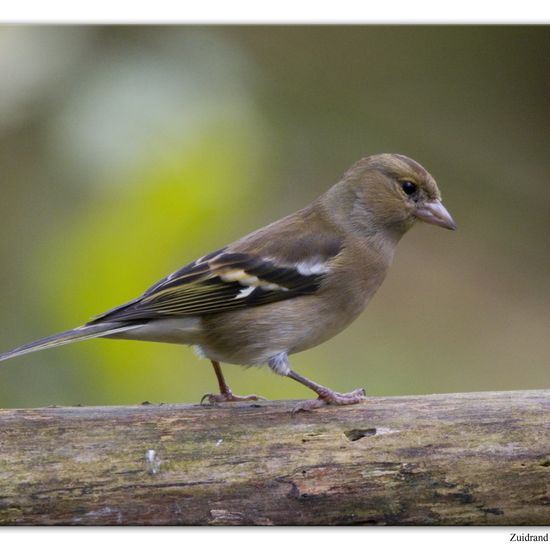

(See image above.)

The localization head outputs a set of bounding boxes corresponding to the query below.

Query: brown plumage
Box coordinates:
[0,153,456,410]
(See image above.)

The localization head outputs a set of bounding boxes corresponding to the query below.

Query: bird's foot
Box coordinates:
[293,387,366,413]
[200,389,266,405]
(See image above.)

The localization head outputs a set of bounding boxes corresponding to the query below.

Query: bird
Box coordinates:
[0,153,456,410]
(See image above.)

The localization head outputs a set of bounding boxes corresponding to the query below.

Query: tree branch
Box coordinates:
[0,390,548,525]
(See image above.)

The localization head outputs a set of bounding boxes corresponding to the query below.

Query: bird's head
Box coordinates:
[324,153,456,239]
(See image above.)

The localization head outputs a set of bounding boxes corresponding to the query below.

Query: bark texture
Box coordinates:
[0,390,548,525]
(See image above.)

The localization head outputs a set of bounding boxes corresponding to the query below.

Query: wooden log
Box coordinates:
[0,390,548,525]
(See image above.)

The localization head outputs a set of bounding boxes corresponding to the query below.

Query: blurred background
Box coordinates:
[0,26,549,407]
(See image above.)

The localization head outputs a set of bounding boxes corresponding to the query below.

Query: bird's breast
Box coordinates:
[198,257,389,365]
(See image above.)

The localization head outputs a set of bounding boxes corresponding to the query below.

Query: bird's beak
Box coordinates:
[414,200,457,230]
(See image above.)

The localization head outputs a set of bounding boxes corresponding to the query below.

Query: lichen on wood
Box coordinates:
[0,390,548,525]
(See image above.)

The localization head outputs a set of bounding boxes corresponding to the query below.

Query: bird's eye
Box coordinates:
[401,181,417,196]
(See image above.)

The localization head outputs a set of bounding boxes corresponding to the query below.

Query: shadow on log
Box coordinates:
[0,390,548,525]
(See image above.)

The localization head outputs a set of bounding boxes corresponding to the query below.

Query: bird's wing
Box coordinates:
[88,233,343,324]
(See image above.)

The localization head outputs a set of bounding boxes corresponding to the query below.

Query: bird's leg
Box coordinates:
[268,353,366,412]
[200,360,265,404]
[287,369,366,412]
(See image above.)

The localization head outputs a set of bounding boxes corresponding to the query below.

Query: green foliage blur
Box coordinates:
[0,26,549,407]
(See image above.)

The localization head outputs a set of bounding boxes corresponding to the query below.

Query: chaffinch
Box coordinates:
[0,153,456,410]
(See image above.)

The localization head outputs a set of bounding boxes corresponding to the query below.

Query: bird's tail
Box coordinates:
[0,323,134,363]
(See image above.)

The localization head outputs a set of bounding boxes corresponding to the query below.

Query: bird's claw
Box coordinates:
[200,391,266,405]
[292,387,366,413]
